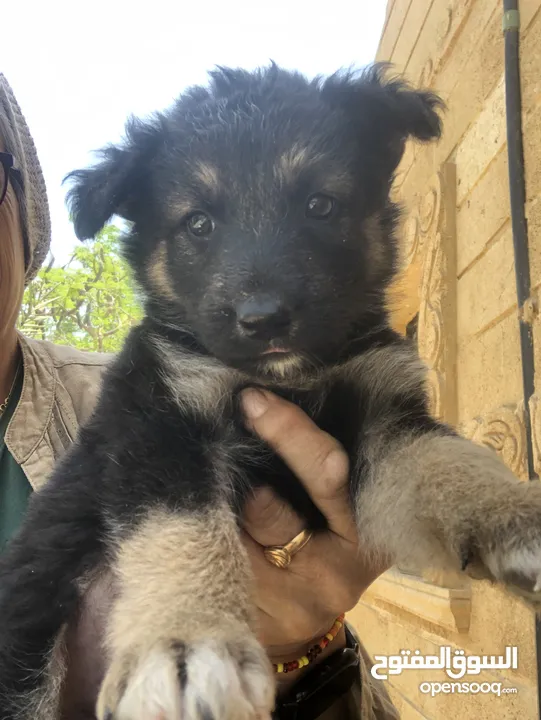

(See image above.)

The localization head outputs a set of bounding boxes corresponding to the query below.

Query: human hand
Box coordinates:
[240,388,389,688]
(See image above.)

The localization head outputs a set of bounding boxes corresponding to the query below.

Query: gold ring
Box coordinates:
[263,529,313,569]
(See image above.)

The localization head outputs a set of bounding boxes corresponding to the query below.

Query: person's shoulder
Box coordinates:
[20,334,114,399]
[28,337,114,370]
[19,335,115,431]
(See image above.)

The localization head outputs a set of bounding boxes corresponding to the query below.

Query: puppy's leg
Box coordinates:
[346,343,541,604]
[97,505,274,720]
[360,431,541,598]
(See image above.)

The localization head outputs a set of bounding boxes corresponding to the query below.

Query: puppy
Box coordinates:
[1,64,541,720]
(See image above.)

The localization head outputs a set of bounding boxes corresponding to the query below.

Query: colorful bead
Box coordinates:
[273,614,345,674]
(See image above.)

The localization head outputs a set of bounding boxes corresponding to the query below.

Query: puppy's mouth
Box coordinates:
[220,331,317,376]
[261,343,292,356]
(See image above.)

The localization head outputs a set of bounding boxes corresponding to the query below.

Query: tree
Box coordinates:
[19,225,142,353]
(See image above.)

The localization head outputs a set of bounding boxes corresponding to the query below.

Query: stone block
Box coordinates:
[456,147,509,276]
[457,223,516,339]
[377,0,412,64]
[455,74,506,205]
[456,311,523,423]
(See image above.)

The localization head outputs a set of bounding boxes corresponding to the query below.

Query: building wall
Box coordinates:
[347,1,541,717]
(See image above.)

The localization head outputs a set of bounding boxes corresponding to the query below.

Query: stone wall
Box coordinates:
[347,1,541,717]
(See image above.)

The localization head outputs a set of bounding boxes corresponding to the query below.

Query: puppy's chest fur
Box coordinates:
[88,325,425,532]
[154,337,358,528]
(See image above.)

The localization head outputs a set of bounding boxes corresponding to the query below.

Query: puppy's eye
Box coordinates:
[305,194,335,219]
[186,212,215,237]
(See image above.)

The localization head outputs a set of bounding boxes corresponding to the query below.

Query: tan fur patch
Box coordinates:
[339,343,428,408]
[151,335,240,418]
[275,143,352,196]
[258,352,316,386]
[275,144,311,185]
[194,161,221,195]
[97,506,274,719]
[146,241,178,303]
[106,506,253,655]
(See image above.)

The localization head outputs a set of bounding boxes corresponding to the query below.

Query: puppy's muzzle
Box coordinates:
[236,294,291,341]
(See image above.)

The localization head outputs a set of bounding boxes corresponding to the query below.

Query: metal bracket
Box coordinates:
[519,295,539,324]
[503,9,520,32]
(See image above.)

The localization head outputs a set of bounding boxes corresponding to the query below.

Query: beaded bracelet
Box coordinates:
[273,613,345,674]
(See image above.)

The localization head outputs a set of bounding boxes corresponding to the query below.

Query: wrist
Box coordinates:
[270,624,347,693]
[273,624,361,720]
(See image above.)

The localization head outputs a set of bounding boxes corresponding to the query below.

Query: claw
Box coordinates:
[460,546,472,571]
[197,700,216,720]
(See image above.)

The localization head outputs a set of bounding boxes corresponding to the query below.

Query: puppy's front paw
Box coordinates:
[483,542,541,602]
[97,631,274,720]
[471,482,541,606]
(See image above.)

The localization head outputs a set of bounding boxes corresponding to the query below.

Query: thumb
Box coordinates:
[240,389,356,540]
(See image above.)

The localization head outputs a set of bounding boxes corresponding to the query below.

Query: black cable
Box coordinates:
[502,1,541,716]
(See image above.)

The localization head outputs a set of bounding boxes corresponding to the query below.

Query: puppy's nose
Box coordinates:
[236,295,291,338]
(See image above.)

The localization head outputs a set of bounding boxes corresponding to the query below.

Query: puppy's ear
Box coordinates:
[322,63,444,178]
[65,115,164,240]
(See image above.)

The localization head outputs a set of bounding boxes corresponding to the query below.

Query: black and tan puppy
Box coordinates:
[1,64,541,720]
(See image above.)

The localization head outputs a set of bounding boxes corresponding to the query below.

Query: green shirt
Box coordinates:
[0,368,32,549]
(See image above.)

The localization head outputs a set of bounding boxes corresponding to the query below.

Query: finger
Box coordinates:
[241,389,356,539]
[243,486,305,546]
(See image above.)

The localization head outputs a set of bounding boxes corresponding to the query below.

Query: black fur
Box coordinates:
[0,63,446,717]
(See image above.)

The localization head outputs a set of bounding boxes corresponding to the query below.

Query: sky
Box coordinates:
[4,0,387,265]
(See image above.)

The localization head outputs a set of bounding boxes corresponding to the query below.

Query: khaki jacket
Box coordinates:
[7,333,399,720]
[6,333,112,490]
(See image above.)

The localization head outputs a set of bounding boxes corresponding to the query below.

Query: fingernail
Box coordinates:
[241,389,269,419]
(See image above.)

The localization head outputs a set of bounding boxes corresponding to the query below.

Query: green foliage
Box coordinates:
[19,225,142,353]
